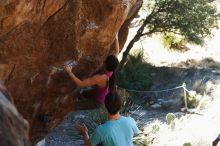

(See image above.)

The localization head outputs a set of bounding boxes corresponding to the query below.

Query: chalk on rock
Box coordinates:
[63,60,78,68]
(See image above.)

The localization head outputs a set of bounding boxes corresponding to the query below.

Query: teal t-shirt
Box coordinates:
[90,116,139,146]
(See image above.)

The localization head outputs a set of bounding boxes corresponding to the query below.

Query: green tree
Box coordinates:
[118,0,219,70]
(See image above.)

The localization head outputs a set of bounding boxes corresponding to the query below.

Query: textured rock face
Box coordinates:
[0,0,142,143]
[0,85,29,146]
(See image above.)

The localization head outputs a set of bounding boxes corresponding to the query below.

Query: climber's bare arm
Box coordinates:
[64,66,104,87]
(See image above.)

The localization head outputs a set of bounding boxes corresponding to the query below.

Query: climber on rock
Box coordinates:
[64,54,119,109]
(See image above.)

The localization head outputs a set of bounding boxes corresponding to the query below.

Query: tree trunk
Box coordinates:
[117,15,153,71]
[117,33,142,70]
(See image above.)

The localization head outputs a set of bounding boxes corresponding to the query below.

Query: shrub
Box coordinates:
[183,142,192,146]
[162,33,189,52]
[133,122,161,146]
[117,50,153,90]
[187,90,200,108]
[166,113,176,125]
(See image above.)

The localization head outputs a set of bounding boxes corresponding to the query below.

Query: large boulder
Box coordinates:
[0,85,29,146]
[0,0,143,143]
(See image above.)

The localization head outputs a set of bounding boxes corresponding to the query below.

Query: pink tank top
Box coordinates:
[96,71,113,104]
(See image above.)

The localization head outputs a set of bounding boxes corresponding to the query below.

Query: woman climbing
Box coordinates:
[64,55,119,109]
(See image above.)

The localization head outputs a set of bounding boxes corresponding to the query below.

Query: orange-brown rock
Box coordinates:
[0,0,142,144]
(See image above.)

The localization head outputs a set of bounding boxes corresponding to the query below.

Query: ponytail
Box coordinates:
[105,55,119,93]
[109,72,116,93]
